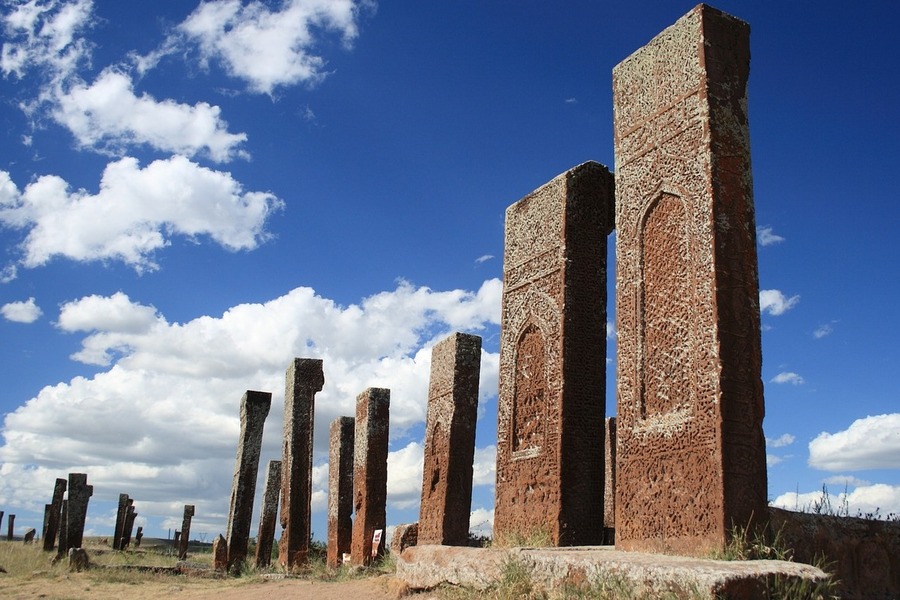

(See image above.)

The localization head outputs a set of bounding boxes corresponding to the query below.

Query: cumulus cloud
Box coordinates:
[0,157,283,272]
[1,297,42,323]
[770,372,804,385]
[54,69,248,161]
[759,289,800,316]
[771,483,900,518]
[757,225,785,246]
[0,279,501,532]
[0,0,93,83]
[808,414,900,471]
[469,507,494,537]
[823,475,870,488]
[176,0,368,95]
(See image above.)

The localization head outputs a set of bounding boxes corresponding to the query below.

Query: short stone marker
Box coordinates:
[23,527,36,543]
[135,526,143,547]
[212,534,228,571]
[418,332,482,546]
[494,161,615,546]
[326,416,354,569]
[350,388,390,566]
[279,358,324,569]
[68,547,90,572]
[391,522,419,555]
[226,390,272,572]
[255,460,281,568]
[612,4,768,556]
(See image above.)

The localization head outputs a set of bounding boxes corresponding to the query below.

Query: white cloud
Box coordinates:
[0,157,283,272]
[0,0,93,82]
[766,433,795,448]
[770,372,804,385]
[808,414,900,471]
[813,322,836,339]
[771,483,900,518]
[823,475,870,488]
[475,254,493,264]
[53,69,248,162]
[1,297,42,323]
[759,289,799,316]
[469,507,494,536]
[472,444,496,487]
[0,279,502,533]
[766,454,783,467]
[177,0,367,95]
[757,225,785,246]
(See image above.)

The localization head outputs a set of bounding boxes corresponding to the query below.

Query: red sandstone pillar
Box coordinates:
[493,161,615,546]
[279,358,324,569]
[350,388,390,566]
[327,416,355,568]
[418,332,482,546]
[612,4,768,556]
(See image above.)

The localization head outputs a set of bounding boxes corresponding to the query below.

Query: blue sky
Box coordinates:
[1,0,898,544]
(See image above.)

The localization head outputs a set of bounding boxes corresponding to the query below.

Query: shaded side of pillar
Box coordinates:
[65,473,93,550]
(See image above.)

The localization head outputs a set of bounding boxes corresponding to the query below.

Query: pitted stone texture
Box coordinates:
[326,416,355,569]
[418,332,482,546]
[256,460,282,568]
[43,478,66,552]
[226,390,272,571]
[178,505,195,559]
[396,545,829,598]
[350,388,390,566]
[391,522,419,555]
[65,473,93,551]
[770,507,900,600]
[212,534,228,571]
[278,358,324,569]
[612,4,767,556]
[494,161,614,546]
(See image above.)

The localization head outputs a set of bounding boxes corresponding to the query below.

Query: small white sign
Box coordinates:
[371,528,383,558]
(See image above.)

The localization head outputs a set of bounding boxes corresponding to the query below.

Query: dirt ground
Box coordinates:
[0,572,438,600]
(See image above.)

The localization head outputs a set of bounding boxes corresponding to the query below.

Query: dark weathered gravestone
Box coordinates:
[43,477,68,552]
[350,388,390,566]
[113,493,131,550]
[326,416,354,569]
[255,460,281,568]
[390,522,419,555]
[65,473,93,551]
[279,358,324,569]
[494,161,614,546]
[23,528,36,543]
[6,513,13,540]
[603,417,617,545]
[612,4,767,556]
[418,332,482,546]
[122,504,137,549]
[135,526,143,548]
[178,505,195,559]
[226,390,272,572]
[57,500,68,557]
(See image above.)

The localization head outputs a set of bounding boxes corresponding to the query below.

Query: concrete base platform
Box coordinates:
[396,545,829,599]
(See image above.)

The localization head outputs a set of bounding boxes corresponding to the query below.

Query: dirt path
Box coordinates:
[0,572,431,600]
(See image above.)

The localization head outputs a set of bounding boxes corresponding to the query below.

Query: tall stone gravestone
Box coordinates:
[255,460,281,568]
[226,390,271,571]
[66,473,93,550]
[612,4,767,556]
[494,161,615,546]
[326,416,355,568]
[178,504,195,559]
[418,332,482,546]
[350,388,390,566]
[42,478,67,552]
[279,358,324,569]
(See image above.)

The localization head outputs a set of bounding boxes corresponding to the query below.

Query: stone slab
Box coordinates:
[395,545,829,599]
